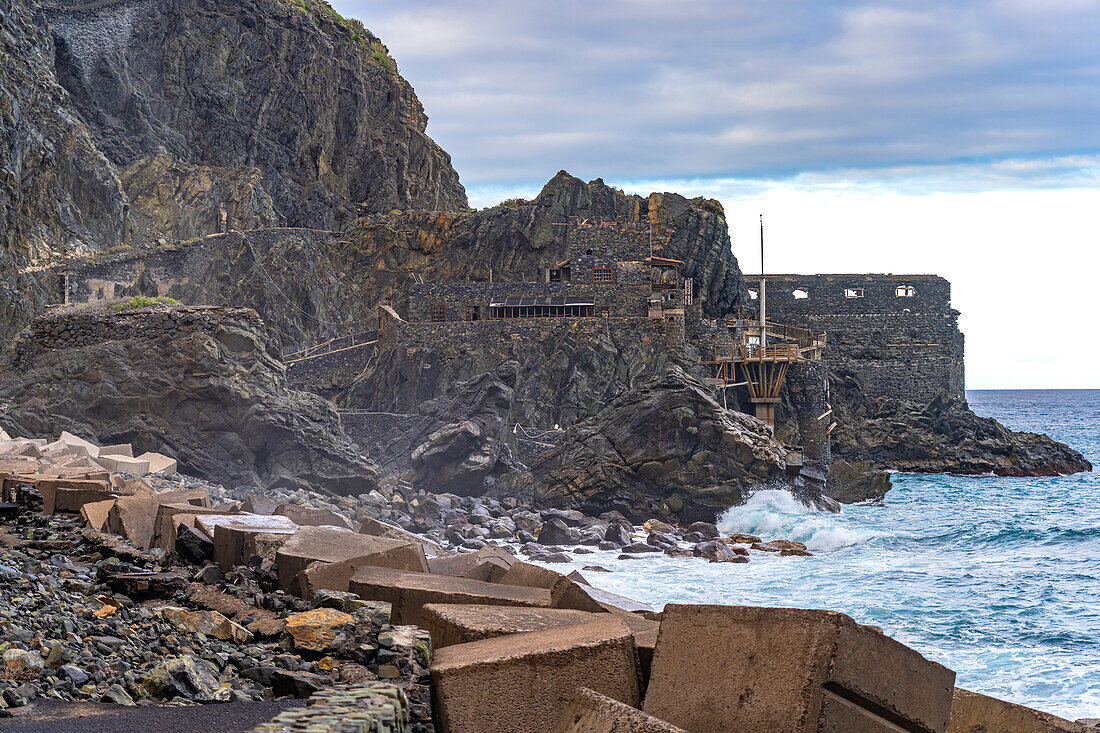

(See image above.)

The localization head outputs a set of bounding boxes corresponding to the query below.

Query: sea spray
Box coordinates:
[717,489,881,551]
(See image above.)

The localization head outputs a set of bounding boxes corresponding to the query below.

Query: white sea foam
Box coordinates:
[717,489,879,551]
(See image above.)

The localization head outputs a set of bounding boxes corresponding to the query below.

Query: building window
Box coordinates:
[593,267,613,284]
[793,288,809,299]
[465,305,479,321]
[844,288,864,298]
[896,285,916,297]
[748,289,758,300]
[429,303,445,322]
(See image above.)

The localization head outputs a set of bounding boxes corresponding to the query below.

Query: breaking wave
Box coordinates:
[716,489,881,552]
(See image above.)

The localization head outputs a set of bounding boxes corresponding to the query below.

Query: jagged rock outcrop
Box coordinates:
[407,361,520,495]
[830,381,1092,477]
[0,305,379,494]
[44,0,466,228]
[825,460,892,504]
[511,366,792,524]
[0,0,128,343]
[120,155,283,243]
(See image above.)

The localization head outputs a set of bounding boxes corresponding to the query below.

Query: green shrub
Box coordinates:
[108,295,180,312]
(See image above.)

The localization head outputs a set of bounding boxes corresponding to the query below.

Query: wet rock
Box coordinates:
[537,518,578,546]
[138,657,228,702]
[825,460,893,504]
[621,542,662,554]
[692,541,748,563]
[647,532,678,551]
[687,522,719,539]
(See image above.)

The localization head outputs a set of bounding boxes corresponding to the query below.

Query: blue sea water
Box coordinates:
[552,389,1100,720]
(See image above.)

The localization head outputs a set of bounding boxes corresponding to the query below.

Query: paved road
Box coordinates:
[0,700,306,733]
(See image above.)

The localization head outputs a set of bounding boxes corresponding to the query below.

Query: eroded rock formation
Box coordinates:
[512,366,793,523]
[44,0,466,228]
[0,305,379,494]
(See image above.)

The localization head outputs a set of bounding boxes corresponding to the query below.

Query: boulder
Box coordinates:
[643,605,956,733]
[691,540,747,563]
[431,617,640,733]
[160,606,252,643]
[556,687,687,733]
[538,518,579,546]
[138,656,228,702]
[825,460,892,504]
[947,688,1088,733]
[275,526,425,592]
[350,566,552,627]
[284,608,354,653]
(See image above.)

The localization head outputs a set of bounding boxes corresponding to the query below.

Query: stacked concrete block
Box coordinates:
[421,603,598,649]
[275,526,426,592]
[431,617,640,733]
[555,688,687,733]
[350,567,553,626]
[642,605,956,733]
[202,514,300,569]
[947,689,1089,733]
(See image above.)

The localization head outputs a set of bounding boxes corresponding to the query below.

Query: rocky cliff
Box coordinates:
[43,0,467,229]
[0,0,128,342]
[0,304,379,494]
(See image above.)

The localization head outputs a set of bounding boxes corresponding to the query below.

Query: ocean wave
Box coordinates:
[716,489,883,552]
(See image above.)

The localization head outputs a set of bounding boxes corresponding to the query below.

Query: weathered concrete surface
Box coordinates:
[428,546,516,582]
[349,567,552,627]
[420,604,598,649]
[275,526,421,592]
[946,689,1088,733]
[498,560,565,590]
[556,688,687,733]
[274,505,353,530]
[295,545,431,600]
[643,604,956,733]
[205,515,298,569]
[359,517,444,556]
[431,617,640,733]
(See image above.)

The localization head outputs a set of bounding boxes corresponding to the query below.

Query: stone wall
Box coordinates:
[5,304,266,371]
[286,342,377,395]
[761,274,964,403]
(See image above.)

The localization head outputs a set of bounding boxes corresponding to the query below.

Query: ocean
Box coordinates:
[552,389,1100,720]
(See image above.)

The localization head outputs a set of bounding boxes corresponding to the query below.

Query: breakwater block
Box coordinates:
[349,566,552,627]
[499,560,564,589]
[946,688,1088,733]
[295,543,431,599]
[643,604,956,733]
[421,603,597,648]
[431,617,640,733]
[38,479,113,514]
[275,526,425,592]
[429,545,515,582]
[555,687,687,733]
[203,514,298,568]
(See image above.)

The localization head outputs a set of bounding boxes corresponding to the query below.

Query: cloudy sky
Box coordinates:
[336,0,1100,389]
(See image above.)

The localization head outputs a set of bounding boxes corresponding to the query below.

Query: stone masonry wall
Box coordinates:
[761,274,964,403]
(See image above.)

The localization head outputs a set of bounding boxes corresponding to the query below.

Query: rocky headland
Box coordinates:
[1,0,1096,728]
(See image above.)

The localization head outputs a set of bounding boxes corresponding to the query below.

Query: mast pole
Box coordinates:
[759,214,766,350]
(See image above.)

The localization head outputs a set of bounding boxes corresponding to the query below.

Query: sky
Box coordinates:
[334,0,1100,388]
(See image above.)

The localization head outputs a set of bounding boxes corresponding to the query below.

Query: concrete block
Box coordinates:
[360,516,445,556]
[421,603,598,649]
[275,504,353,529]
[499,560,566,589]
[151,503,235,551]
[351,566,553,627]
[556,687,687,733]
[431,617,640,733]
[0,440,41,458]
[93,454,150,475]
[643,605,956,733]
[275,526,420,592]
[429,545,517,582]
[947,688,1088,733]
[239,494,278,515]
[137,452,177,477]
[59,431,100,459]
[552,576,656,617]
[99,444,134,458]
[296,544,431,599]
[37,479,113,514]
[108,488,211,549]
[201,514,299,569]
[0,428,8,440]
[80,499,116,532]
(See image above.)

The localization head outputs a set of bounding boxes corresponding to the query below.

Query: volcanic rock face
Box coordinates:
[44,0,467,229]
[0,305,379,494]
[515,366,791,523]
[831,385,1092,477]
[120,155,284,243]
[0,0,128,342]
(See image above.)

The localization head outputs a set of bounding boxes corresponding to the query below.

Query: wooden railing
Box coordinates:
[284,330,377,363]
